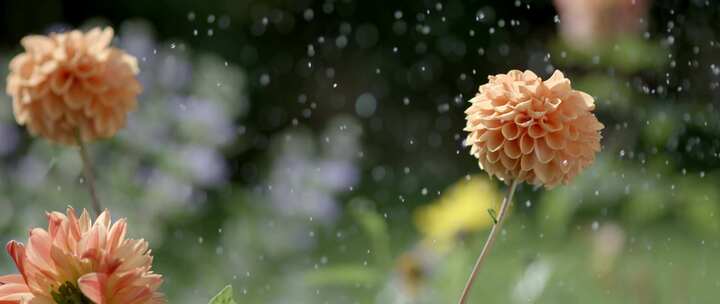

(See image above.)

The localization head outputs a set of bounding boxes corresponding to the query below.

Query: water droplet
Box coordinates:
[259,74,271,86]
[304,9,314,21]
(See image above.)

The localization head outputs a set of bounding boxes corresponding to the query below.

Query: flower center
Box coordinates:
[50,281,93,304]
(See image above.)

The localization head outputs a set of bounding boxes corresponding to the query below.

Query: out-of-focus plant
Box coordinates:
[208,286,237,304]
[554,0,650,50]
[264,115,361,224]
[0,20,248,242]
[302,199,388,287]
[205,116,364,303]
[5,26,143,216]
[510,258,552,304]
[414,175,500,252]
[0,20,249,303]
[0,26,170,303]
[590,222,626,278]
[543,0,720,242]
[376,175,503,303]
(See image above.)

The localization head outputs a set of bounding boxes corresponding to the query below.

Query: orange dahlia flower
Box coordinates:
[464,70,603,189]
[6,27,141,145]
[0,208,165,304]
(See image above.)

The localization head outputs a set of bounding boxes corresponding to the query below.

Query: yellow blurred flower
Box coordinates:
[414,175,502,250]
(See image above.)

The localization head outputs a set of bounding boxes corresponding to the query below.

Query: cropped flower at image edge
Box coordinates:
[0,208,165,304]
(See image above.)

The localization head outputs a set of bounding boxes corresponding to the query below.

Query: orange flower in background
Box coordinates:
[464,70,603,189]
[0,208,165,304]
[554,0,649,48]
[6,27,141,145]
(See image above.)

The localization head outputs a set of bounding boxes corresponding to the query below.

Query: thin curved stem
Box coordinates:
[76,132,102,216]
[457,179,519,304]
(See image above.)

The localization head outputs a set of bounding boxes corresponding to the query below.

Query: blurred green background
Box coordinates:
[1,0,719,303]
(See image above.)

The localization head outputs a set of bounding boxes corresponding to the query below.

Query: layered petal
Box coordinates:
[0,209,165,304]
[465,70,603,188]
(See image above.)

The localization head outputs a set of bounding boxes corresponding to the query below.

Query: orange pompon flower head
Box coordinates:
[6,27,141,145]
[464,70,603,189]
[0,208,165,304]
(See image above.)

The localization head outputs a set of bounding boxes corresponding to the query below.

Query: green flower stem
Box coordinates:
[457,179,519,304]
[76,132,102,216]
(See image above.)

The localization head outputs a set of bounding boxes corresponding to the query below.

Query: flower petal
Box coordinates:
[6,242,28,282]
[501,123,520,140]
[534,138,555,164]
[519,133,534,155]
[78,273,108,304]
[503,139,522,159]
[545,131,566,150]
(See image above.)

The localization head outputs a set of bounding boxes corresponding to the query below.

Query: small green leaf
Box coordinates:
[209,285,236,304]
[487,208,498,224]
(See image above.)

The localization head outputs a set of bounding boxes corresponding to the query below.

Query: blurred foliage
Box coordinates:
[552,36,668,73]
[208,286,237,304]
